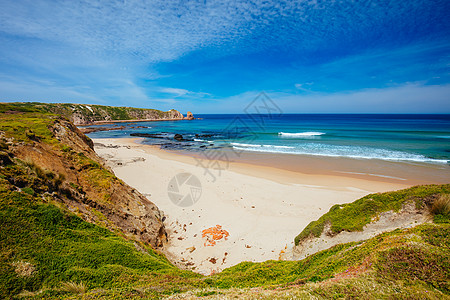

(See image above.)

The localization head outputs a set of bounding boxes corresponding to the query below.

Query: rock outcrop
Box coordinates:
[68,106,185,125]
[168,109,184,120]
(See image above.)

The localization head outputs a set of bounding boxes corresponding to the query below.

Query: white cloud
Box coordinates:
[0,0,328,64]
[294,82,314,92]
[160,88,190,96]
[277,83,450,113]
[159,87,212,99]
[192,83,450,113]
[0,0,319,105]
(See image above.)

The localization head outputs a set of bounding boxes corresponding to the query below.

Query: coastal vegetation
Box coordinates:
[0,102,185,125]
[294,184,450,245]
[0,103,448,299]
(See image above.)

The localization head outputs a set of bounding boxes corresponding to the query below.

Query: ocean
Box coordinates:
[87,114,450,165]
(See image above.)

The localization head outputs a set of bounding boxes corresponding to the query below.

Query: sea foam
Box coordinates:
[232,143,448,164]
[278,132,325,137]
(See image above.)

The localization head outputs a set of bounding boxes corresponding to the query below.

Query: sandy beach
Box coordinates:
[89,137,434,275]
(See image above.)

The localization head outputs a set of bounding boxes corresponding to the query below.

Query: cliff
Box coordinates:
[1,102,193,125]
[0,103,167,247]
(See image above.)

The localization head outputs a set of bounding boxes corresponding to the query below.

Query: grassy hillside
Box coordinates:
[0,103,167,248]
[0,103,195,298]
[0,102,184,125]
[0,180,201,299]
[0,103,448,299]
[207,222,449,298]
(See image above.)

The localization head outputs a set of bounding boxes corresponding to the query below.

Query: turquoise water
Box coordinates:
[87,114,450,164]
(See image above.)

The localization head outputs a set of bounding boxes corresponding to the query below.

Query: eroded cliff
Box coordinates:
[0,104,167,247]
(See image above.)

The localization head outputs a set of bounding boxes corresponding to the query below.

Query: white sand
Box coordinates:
[93,138,409,275]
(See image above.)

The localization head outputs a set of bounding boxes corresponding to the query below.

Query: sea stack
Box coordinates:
[185,111,194,120]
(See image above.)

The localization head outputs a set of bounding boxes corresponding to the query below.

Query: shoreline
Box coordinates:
[90,137,437,275]
[124,138,427,188]
[142,140,450,187]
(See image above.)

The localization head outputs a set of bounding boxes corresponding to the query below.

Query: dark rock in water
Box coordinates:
[134,131,220,152]
[195,134,213,138]
[130,133,165,138]
[131,132,191,142]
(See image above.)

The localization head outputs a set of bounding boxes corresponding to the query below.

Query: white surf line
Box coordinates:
[336,171,407,181]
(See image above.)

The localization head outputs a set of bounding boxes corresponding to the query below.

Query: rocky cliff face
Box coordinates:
[60,105,186,125]
[0,107,167,247]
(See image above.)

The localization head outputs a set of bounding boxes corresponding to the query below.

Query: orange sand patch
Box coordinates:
[202,225,230,246]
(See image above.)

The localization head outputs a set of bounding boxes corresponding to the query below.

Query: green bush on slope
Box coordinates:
[294,184,450,245]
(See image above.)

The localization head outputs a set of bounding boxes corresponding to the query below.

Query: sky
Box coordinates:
[0,0,449,113]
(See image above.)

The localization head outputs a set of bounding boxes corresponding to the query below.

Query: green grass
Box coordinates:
[294,184,450,245]
[0,112,59,145]
[203,223,450,296]
[0,102,41,114]
[0,177,201,299]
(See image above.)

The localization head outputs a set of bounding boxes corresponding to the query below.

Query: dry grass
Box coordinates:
[431,194,450,216]
[16,289,46,298]
[60,281,87,294]
[12,261,35,277]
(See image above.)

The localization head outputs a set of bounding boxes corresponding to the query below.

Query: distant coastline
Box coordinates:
[91,116,196,125]
[0,102,195,125]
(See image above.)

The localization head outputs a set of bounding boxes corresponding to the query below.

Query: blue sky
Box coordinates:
[0,0,449,113]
